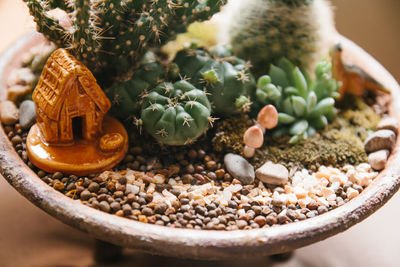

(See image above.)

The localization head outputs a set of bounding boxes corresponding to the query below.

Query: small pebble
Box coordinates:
[377,117,398,133]
[19,100,36,130]
[364,130,396,153]
[255,161,289,185]
[368,149,389,171]
[224,153,255,185]
[99,201,111,213]
[1,101,19,125]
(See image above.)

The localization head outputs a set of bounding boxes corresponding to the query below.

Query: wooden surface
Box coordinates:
[1,0,400,266]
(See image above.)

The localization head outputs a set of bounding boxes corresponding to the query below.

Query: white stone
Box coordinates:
[255,161,289,185]
[368,149,389,171]
[126,184,139,195]
[347,187,359,200]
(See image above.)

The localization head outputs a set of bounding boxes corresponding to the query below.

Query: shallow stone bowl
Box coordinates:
[1,32,399,260]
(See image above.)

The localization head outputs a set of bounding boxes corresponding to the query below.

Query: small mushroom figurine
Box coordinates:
[26,48,128,176]
[243,104,278,158]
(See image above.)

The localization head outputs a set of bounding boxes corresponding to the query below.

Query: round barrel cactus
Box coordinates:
[255,58,340,143]
[174,45,256,117]
[141,80,212,146]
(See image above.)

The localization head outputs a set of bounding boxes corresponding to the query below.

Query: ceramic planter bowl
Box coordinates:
[0,32,399,260]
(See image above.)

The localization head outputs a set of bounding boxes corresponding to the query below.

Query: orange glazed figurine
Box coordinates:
[27,48,128,176]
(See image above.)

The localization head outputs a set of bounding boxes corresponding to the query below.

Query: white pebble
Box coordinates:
[347,187,359,200]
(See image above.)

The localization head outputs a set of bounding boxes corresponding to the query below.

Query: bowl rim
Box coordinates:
[1,31,400,260]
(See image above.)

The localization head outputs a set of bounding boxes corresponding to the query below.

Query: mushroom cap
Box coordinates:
[257,104,278,130]
[243,125,264,148]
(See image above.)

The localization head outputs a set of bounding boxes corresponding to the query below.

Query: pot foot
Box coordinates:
[94,239,123,264]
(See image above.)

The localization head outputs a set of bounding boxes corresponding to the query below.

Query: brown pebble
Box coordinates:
[206,161,217,170]
[184,164,195,174]
[215,169,225,179]
[154,203,168,214]
[52,172,63,180]
[266,214,278,225]
[307,200,318,210]
[254,216,266,226]
[115,210,124,217]
[53,180,65,191]
[80,189,91,200]
[11,135,22,145]
[99,201,111,213]
[118,177,127,185]
[114,191,124,198]
[110,202,121,211]
[107,181,116,192]
[142,207,154,216]
[197,149,206,159]
[188,149,197,159]
[88,182,99,192]
[236,220,248,229]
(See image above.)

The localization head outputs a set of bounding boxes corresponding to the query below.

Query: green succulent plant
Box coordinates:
[174,45,256,117]
[104,52,173,121]
[141,80,213,145]
[255,58,340,144]
[228,0,334,77]
[24,0,227,77]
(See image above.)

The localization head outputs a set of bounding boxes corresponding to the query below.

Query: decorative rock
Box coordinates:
[364,130,396,153]
[368,149,389,171]
[257,104,278,129]
[19,100,36,129]
[377,117,399,134]
[224,153,255,185]
[255,161,289,185]
[8,68,36,86]
[243,126,264,148]
[0,101,19,125]
[7,85,31,102]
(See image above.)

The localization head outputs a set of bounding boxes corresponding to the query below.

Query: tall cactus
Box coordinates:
[226,0,335,77]
[24,0,227,77]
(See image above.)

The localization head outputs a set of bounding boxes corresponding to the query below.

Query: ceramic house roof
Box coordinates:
[33,49,111,121]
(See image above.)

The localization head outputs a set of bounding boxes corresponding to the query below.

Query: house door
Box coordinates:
[72,116,84,140]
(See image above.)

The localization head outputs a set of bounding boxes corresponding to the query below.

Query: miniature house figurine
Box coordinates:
[33,48,111,144]
[27,49,128,176]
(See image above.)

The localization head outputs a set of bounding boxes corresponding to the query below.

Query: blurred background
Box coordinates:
[0,0,399,266]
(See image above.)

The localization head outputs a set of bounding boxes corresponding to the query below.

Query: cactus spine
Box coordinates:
[24,0,227,76]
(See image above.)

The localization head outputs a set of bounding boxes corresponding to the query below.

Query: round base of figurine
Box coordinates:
[26,116,128,176]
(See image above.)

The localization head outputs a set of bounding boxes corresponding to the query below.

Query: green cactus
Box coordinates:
[228,0,334,76]
[174,45,256,117]
[255,58,340,144]
[105,52,167,121]
[141,80,213,145]
[23,0,227,77]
